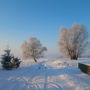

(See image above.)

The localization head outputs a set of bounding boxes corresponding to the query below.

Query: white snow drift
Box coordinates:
[0,58,90,90]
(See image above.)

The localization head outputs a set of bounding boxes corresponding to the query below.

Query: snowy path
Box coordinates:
[0,59,90,90]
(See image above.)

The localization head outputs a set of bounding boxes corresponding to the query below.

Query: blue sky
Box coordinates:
[0,0,90,56]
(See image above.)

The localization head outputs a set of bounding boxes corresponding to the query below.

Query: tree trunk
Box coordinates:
[70,55,78,60]
[33,57,37,63]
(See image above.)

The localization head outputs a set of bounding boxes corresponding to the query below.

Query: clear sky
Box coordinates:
[0,0,90,57]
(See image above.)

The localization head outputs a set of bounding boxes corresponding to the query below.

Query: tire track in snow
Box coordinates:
[68,74,90,90]
[22,66,42,89]
[43,67,63,90]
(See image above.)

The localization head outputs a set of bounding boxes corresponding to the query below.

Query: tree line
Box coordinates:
[0,24,89,70]
[22,24,89,61]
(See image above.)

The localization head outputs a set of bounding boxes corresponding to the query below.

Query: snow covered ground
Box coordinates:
[0,58,90,90]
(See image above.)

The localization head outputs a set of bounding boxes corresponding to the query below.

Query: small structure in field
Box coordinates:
[78,63,90,75]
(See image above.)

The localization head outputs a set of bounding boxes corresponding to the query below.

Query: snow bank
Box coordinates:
[0,58,90,90]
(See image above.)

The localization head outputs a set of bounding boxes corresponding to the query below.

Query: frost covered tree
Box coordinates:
[21,37,47,62]
[58,24,88,60]
[1,49,21,70]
